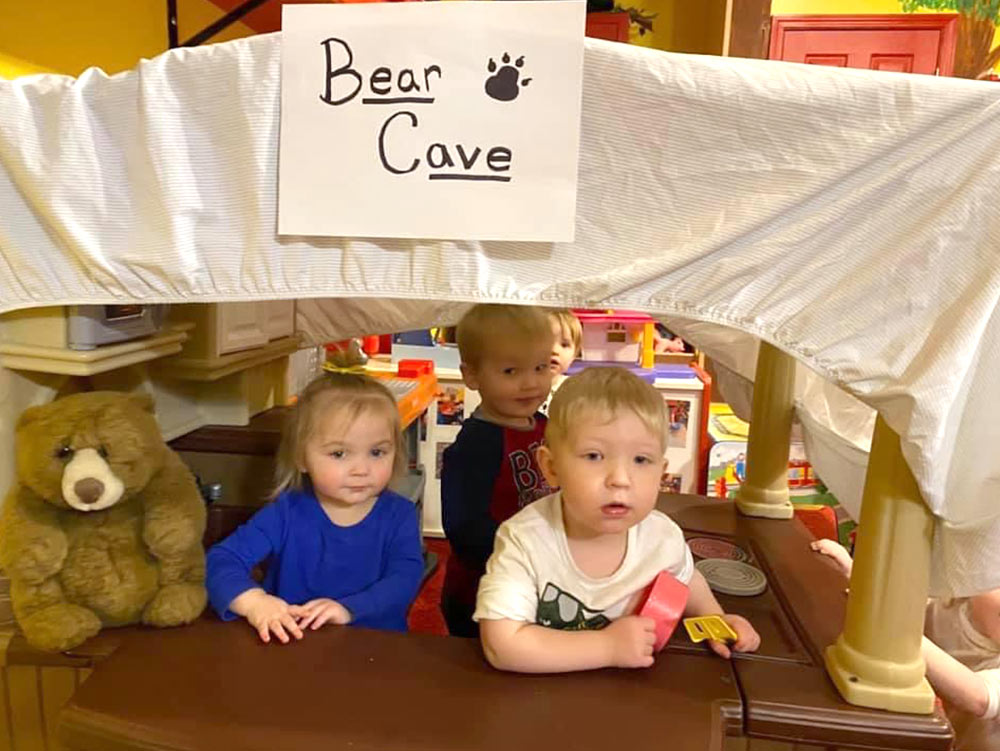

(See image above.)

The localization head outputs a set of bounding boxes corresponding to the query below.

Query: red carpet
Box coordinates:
[407,538,450,636]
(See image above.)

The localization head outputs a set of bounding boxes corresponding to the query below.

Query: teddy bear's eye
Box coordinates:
[98,446,109,459]
[55,445,74,460]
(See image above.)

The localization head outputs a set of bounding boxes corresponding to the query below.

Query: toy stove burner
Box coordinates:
[687,537,750,563]
[695,559,767,597]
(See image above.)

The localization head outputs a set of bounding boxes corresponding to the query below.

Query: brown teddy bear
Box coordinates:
[0,391,207,651]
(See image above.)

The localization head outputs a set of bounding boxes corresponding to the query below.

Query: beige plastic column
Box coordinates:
[735,341,794,520]
[825,414,935,714]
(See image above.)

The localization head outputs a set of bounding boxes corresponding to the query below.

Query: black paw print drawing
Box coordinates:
[485,53,532,102]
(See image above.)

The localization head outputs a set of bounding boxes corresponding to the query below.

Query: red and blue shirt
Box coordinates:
[441,412,552,607]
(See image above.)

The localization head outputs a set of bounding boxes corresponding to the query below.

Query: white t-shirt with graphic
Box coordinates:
[473,492,694,630]
[926,598,1000,720]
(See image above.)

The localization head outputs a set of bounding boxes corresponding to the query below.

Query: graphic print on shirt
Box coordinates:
[536,582,611,631]
[509,440,552,508]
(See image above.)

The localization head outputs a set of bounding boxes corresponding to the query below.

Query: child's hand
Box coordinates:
[295,598,352,630]
[236,590,304,644]
[706,614,760,659]
[604,615,657,668]
[810,538,853,578]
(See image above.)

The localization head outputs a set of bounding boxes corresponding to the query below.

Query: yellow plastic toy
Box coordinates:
[684,615,738,644]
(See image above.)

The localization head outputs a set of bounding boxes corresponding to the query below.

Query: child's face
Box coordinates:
[300,405,396,509]
[538,409,665,539]
[462,336,553,422]
[549,318,576,376]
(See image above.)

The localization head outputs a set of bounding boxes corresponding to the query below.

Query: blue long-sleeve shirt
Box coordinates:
[206,488,424,632]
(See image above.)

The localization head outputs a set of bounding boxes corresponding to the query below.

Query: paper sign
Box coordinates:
[279,1,586,242]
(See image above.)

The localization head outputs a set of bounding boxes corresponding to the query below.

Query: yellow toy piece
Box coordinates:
[683,615,738,644]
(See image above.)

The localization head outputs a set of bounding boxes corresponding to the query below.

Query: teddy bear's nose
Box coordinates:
[74,478,105,505]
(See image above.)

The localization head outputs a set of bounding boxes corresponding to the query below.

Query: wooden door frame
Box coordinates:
[727,0,773,59]
[769,14,959,76]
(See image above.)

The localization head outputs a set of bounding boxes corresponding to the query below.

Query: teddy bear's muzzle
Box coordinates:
[61,447,125,511]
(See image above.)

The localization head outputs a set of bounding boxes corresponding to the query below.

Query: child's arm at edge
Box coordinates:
[205,498,303,643]
[922,637,1000,719]
[685,569,761,658]
[480,616,658,673]
[808,538,1000,718]
[811,538,854,578]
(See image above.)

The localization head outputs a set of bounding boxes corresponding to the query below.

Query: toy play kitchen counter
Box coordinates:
[56,621,740,751]
[56,495,960,751]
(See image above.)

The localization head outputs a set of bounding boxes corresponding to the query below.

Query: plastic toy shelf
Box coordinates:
[153,335,300,382]
[0,325,191,376]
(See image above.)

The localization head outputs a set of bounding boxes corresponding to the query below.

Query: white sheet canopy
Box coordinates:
[2,34,1000,596]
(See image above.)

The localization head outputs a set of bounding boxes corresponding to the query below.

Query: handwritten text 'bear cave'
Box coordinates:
[319,38,513,183]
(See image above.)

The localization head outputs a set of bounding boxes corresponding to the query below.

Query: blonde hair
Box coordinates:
[456,304,553,368]
[273,372,406,497]
[545,366,667,451]
[548,308,582,357]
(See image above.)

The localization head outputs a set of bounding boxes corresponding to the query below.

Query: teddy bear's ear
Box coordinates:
[16,403,49,430]
[128,392,156,413]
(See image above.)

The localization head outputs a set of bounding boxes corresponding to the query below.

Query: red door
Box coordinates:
[586,12,631,43]
[770,15,958,75]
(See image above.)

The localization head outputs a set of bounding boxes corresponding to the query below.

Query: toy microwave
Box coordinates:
[67,305,168,350]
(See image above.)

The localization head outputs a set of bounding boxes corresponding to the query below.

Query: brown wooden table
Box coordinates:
[58,620,740,751]
[55,494,962,751]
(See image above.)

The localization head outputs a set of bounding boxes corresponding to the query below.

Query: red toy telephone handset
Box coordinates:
[636,570,690,651]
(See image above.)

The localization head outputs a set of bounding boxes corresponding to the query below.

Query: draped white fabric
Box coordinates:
[2,34,1000,595]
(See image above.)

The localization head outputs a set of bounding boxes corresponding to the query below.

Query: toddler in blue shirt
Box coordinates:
[207,372,424,643]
